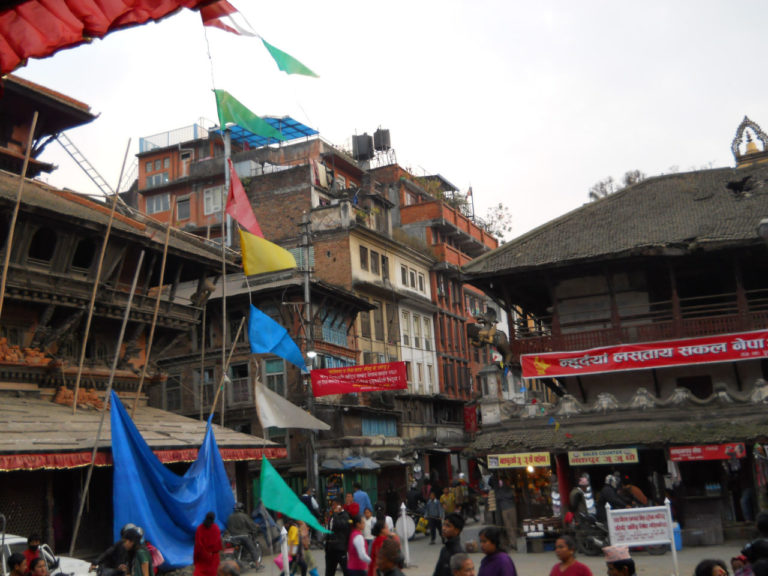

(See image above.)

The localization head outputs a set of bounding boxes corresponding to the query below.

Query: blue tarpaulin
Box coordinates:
[110,391,235,568]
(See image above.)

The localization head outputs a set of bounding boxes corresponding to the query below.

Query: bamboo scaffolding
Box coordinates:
[131,197,176,417]
[208,316,245,422]
[0,111,38,322]
[69,249,145,555]
[72,139,132,413]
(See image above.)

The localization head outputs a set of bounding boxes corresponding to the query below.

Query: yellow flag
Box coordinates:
[239,228,296,275]
[555,422,560,432]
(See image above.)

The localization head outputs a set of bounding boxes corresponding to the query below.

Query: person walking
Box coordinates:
[450,554,475,576]
[353,483,373,518]
[432,513,464,576]
[376,539,405,576]
[325,498,351,576]
[347,515,371,576]
[477,527,516,576]
[603,546,636,576]
[425,491,444,545]
[549,535,592,576]
[194,512,222,576]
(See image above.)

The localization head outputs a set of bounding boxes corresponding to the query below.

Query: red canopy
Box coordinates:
[0,0,215,75]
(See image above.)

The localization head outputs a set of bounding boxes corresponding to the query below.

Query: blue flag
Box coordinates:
[249,305,307,372]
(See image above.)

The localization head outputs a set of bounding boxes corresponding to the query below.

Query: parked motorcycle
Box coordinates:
[221,534,262,568]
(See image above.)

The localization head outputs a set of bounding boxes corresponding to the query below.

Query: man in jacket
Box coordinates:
[226,503,262,568]
[433,513,464,576]
[325,497,352,576]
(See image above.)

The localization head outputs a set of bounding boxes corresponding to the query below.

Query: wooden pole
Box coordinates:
[200,302,207,421]
[131,197,176,417]
[0,111,38,322]
[69,249,145,555]
[220,130,232,427]
[208,316,245,421]
[72,139,132,413]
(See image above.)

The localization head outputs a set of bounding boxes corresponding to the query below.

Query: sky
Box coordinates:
[14,0,768,240]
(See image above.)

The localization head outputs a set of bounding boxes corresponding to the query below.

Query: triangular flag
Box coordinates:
[254,378,330,431]
[214,89,285,141]
[200,0,258,36]
[239,228,296,275]
[548,417,555,425]
[248,305,306,372]
[260,456,330,533]
[555,422,561,432]
[261,38,319,77]
[226,158,262,237]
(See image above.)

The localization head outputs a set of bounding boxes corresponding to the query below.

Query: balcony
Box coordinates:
[401,201,497,256]
[512,289,768,356]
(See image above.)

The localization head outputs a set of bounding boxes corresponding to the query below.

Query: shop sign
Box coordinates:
[521,329,768,378]
[607,504,673,547]
[669,443,746,462]
[568,448,638,466]
[487,452,550,469]
[311,361,407,397]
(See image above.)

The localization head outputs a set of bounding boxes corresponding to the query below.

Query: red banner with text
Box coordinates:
[669,443,746,462]
[521,329,768,379]
[311,361,408,397]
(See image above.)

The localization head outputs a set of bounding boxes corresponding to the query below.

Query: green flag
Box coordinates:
[261,38,319,77]
[260,456,330,533]
[214,89,286,141]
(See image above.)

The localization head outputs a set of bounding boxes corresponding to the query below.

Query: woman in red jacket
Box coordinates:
[194,512,222,576]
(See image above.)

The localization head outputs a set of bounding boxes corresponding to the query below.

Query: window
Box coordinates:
[163,157,170,169]
[386,302,399,344]
[418,273,425,292]
[28,228,56,262]
[165,375,181,411]
[145,161,153,173]
[177,197,190,220]
[195,368,215,408]
[373,300,384,341]
[423,318,432,351]
[417,363,423,385]
[413,314,421,348]
[409,269,416,288]
[402,311,410,346]
[362,416,397,437]
[381,256,390,281]
[370,251,380,275]
[323,313,348,346]
[229,363,250,404]
[203,187,223,215]
[146,193,170,214]
[146,172,169,188]
[337,175,346,189]
[359,245,369,271]
[154,159,161,171]
[401,265,408,285]
[427,364,434,388]
[405,361,413,383]
[438,275,446,298]
[360,307,371,339]
[265,358,286,396]
[72,238,96,270]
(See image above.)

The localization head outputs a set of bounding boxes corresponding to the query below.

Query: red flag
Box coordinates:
[200,0,258,36]
[226,159,263,237]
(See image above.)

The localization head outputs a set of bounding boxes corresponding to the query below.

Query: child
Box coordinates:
[362,508,375,551]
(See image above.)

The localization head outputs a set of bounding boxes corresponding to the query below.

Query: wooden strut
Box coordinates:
[208,316,245,422]
[68,249,145,556]
[0,111,38,323]
[131,197,176,417]
[72,139,132,414]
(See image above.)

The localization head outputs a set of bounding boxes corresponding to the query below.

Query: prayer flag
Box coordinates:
[214,89,285,141]
[239,229,296,275]
[226,158,262,237]
[248,305,306,372]
[260,456,330,533]
[200,0,258,36]
[261,38,319,77]
[254,379,330,430]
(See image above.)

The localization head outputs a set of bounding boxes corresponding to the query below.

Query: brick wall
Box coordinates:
[313,234,352,289]
[247,165,312,244]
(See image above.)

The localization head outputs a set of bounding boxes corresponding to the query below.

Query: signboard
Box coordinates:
[669,443,746,462]
[521,329,768,379]
[607,505,672,547]
[310,361,408,397]
[487,452,551,469]
[568,448,638,466]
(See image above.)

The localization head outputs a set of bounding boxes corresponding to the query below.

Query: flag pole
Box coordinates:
[72,139,132,414]
[131,196,175,417]
[220,128,232,427]
[209,316,245,421]
[69,249,145,555]
[0,111,38,323]
[301,212,318,497]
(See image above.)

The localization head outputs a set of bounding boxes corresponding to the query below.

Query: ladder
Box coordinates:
[56,132,114,196]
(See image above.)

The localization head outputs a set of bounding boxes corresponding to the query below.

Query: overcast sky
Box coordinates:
[15,1,768,239]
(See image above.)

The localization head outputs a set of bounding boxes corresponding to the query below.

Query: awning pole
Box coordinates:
[131,197,175,417]
[0,111,38,323]
[69,249,145,555]
[72,138,132,414]
[208,316,245,421]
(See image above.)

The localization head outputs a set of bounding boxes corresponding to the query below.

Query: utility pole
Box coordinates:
[300,211,318,495]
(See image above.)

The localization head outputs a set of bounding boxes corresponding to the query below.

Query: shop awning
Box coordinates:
[0,394,286,471]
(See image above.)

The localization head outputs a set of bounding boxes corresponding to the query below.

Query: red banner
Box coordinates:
[311,361,408,397]
[464,405,478,433]
[669,443,746,462]
[521,329,768,379]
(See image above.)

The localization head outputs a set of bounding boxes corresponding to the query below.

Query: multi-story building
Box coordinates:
[462,116,768,546]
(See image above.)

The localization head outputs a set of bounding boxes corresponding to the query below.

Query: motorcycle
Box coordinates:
[221,534,262,568]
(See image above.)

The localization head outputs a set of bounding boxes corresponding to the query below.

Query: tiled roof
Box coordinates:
[463,163,768,276]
